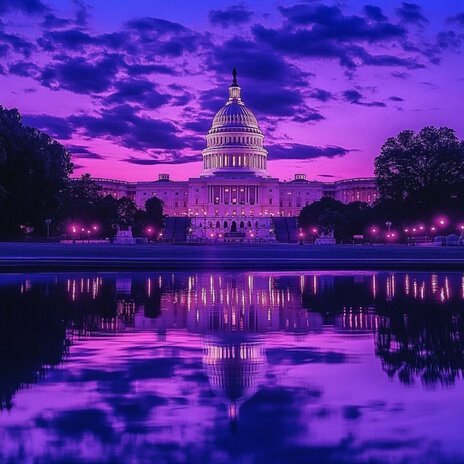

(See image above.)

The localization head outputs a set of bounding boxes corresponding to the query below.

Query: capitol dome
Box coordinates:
[201,68,269,177]
[211,97,259,130]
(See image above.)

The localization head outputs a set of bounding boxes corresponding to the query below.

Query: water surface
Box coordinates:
[0,271,463,464]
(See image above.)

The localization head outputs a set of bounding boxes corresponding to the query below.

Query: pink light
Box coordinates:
[404,228,409,233]
[299,232,304,237]
[419,225,424,231]
[370,227,377,234]
[81,228,85,232]
[92,225,98,231]
[210,233,214,237]
[431,226,436,232]
[459,224,464,231]
[412,228,417,232]
[311,228,318,234]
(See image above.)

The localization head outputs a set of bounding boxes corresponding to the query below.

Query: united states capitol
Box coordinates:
[95,69,378,242]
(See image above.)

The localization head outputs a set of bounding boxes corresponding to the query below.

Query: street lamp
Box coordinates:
[45,218,52,238]
[385,221,392,235]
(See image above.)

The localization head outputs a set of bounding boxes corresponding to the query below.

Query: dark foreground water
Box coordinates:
[0,271,463,464]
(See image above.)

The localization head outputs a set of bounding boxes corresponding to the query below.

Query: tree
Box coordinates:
[299,197,367,240]
[117,197,137,228]
[0,106,73,235]
[144,197,164,229]
[61,174,103,224]
[299,197,345,228]
[375,126,464,217]
[318,210,347,237]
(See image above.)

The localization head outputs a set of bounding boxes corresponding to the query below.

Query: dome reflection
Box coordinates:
[203,335,266,421]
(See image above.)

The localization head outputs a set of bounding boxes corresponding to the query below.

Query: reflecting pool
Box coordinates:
[0,271,464,463]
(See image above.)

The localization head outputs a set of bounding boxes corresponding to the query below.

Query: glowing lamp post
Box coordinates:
[146,226,154,242]
[45,218,52,238]
[385,221,392,235]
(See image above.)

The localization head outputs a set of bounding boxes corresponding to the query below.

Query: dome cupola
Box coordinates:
[202,68,269,177]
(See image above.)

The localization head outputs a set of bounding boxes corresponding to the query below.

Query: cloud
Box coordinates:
[267,143,349,161]
[343,89,385,107]
[395,3,428,25]
[126,63,177,76]
[363,5,387,22]
[309,88,333,102]
[447,13,464,27]
[208,4,253,28]
[278,3,405,41]
[0,0,48,15]
[0,30,35,57]
[8,61,39,77]
[68,105,189,151]
[103,80,171,109]
[22,113,73,139]
[436,31,461,49]
[40,55,123,93]
[123,152,202,165]
[67,144,105,159]
[40,13,74,30]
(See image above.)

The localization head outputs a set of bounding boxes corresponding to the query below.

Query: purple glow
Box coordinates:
[0,1,462,181]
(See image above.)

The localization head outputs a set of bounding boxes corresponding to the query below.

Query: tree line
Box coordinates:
[1,104,464,240]
[299,126,464,242]
[0,106,163,239]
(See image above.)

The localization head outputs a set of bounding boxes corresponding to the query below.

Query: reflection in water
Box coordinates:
[204,335,266,422]
[1,271,464,462]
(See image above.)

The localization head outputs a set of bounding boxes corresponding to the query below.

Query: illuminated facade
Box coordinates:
[93,70,378,241]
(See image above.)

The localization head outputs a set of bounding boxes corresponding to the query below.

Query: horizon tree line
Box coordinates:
[1,104,464,239]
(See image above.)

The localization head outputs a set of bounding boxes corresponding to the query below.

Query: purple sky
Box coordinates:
[1,0,463,181]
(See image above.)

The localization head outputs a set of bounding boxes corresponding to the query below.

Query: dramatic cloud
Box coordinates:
[8,61,39,77]
[343,89,386,107]
[22,113,73,139]
[447,13,464,27]
[123,152,202,165]
[396,3,428,25]
[0,0,461,178]
[67,144,105,159]
[40,55,123,93]
[103,80,171,108]
[267,143,349,160]
[0,30,35,57]
[309,88,333,102]
[363,5,387,22]
[208,4,253,28]
[0,0,48,15]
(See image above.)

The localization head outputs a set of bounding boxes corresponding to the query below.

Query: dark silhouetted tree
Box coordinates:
[0,106,73,235]
[375,126,464,217]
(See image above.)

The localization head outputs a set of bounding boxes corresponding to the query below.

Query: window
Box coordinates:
[269,198,273,205]
[216,221,220,228]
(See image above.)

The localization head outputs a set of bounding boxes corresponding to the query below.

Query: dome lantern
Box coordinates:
[201,68,269,177]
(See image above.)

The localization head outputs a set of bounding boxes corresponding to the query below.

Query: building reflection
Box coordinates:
[2,270,464,410]
[203,335,266,422]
